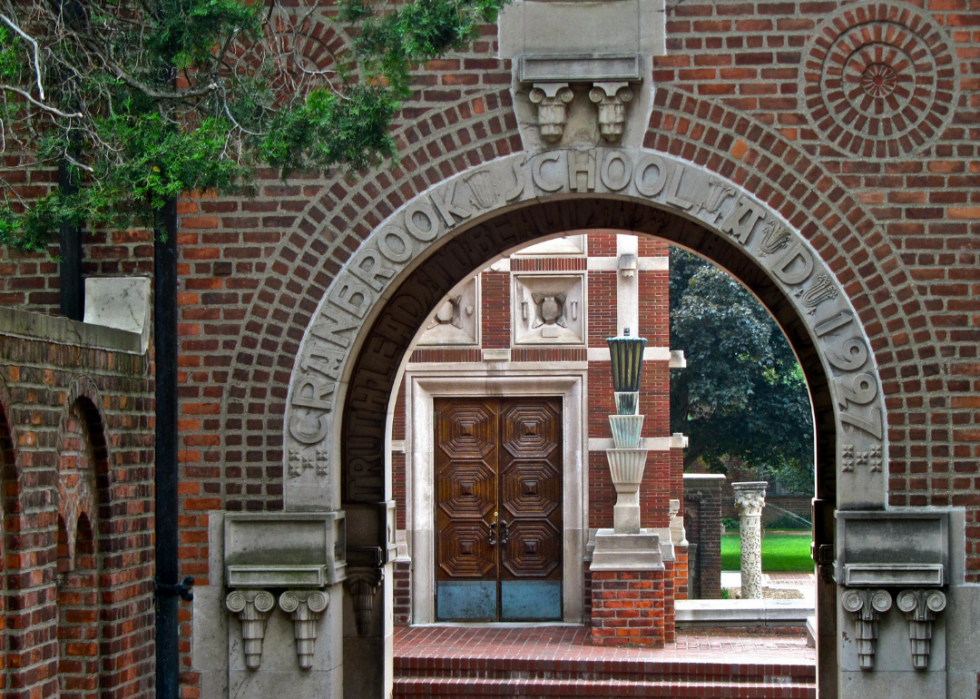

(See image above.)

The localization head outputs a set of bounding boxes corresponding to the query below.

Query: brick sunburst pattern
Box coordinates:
[802,3,958,159]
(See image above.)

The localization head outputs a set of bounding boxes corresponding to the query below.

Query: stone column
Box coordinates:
[732,482,767,600]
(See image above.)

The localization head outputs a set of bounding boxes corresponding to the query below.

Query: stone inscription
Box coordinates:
[285,147,888,509]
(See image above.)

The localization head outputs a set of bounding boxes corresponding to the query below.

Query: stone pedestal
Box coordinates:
[732,482,766,600]
[589,530,667,647]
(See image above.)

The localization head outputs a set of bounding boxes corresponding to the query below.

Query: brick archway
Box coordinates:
[284,146,894,697]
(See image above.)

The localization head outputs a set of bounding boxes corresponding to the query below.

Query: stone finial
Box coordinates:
[842,588,892,671]
[589,82,633,143]
[226,590,275,670]
[279,590,330,670]
[529,83,573,143]
[896,589,946,670]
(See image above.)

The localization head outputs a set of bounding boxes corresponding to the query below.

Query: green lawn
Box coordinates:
[721,532,814,573]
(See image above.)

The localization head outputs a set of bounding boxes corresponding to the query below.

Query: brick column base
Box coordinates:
[589,569,666,648]
[394,560,411,626]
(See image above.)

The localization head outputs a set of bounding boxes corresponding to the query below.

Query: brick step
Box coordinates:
[395,656,816,684]
[393,677,816,698]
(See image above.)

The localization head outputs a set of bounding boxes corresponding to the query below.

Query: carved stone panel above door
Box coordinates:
[417,276,480,347]
[512,273,586,346]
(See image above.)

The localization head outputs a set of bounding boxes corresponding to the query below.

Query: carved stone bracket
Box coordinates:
[226,590,275,670]
[589,82,634,143]
[529,83,573,143]
[896,589,946,670]
[842,588,892,670]
[344,567,384,637]
[279,590,330,670]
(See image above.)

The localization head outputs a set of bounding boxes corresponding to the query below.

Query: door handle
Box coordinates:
[487,520,497,546]
[499,519,509,546]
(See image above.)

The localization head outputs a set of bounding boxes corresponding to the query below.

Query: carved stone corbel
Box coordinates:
[529,83,573,143]
[588,82,633,143]
[345,568,384,637]
[896,589,946,670]
[226,590,275,670]
[842,588,892,670]
[279,590,330,670]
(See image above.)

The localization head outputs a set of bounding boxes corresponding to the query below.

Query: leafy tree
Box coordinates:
[0,0,508,251]
[669,247,814,494]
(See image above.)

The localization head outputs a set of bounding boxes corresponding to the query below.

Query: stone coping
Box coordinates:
[675,599,813,625]
[0,306,145,355]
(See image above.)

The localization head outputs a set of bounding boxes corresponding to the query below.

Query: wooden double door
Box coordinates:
[434,397,563,621]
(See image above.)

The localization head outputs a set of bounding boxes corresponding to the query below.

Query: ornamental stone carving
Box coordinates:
[226,590,275,670]
[279,590,330,670]
[842,588,892,671]
[529,83,574,143]
[896,589,946,670]
[732,482,766,599]
[589,82,634,143]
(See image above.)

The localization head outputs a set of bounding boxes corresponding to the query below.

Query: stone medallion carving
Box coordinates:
[284,147,888,513]
[803,3,957,159]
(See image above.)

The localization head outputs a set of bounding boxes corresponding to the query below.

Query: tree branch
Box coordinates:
[0,84,82,117]
[0,13,44,100]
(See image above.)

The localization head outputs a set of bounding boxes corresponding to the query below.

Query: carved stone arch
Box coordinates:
[284,147,887,520]
[217,89,521,507]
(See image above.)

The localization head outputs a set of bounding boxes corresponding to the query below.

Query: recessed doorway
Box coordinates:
[435,397,563,621]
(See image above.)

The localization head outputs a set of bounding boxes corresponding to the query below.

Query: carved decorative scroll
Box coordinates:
[897,589,946,670]
[226,590,275,670]
[842,588,892,671]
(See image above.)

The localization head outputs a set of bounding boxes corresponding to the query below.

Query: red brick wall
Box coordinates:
[590,569,667,648]
[0,323,154,699]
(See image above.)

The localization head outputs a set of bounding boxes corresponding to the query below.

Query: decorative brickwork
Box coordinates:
[590,570,666,648]
[0,317,153,699]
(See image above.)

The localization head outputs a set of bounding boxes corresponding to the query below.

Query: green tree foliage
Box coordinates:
[669,247,814,493]
[0,0,508,251]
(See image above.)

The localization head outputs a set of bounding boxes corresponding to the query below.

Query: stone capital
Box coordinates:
[732,481,767,517]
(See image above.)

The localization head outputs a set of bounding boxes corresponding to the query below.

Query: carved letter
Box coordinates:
[567,150,596,192]
[349,249,397,291]
[634,154,668,198]
[328,277,373,318]
[770,242,814,286]
[720,198,765,244]
[404,202,440,241]
[291,375,334,411]
[504,155,529,202]
[289,414,329,445]
[531,152,565,192]
[664,163,694,210]
[431,179,472,228]
[599,150,633,191]
[377,226,414,263]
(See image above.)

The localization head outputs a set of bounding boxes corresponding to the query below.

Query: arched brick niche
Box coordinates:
[56,388,111,699]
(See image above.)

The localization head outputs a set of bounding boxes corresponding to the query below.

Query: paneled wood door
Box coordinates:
[435,397,563,621]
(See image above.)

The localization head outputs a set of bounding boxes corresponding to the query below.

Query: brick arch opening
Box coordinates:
[287,149,891,696]
[56,394,110,699]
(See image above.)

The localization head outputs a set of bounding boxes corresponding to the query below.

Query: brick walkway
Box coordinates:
[394,625,815,662]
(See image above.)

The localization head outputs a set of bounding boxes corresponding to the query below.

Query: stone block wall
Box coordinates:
[0,309,154,699]
[683,474,725,600]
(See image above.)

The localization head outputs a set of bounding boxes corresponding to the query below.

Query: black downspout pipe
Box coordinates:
[58,166,83,320]
[154,197,192,699]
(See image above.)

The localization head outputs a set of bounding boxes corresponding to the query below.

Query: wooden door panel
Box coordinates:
[435,398,498,584]
[498,399,562,583]
[435,397,563,621]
